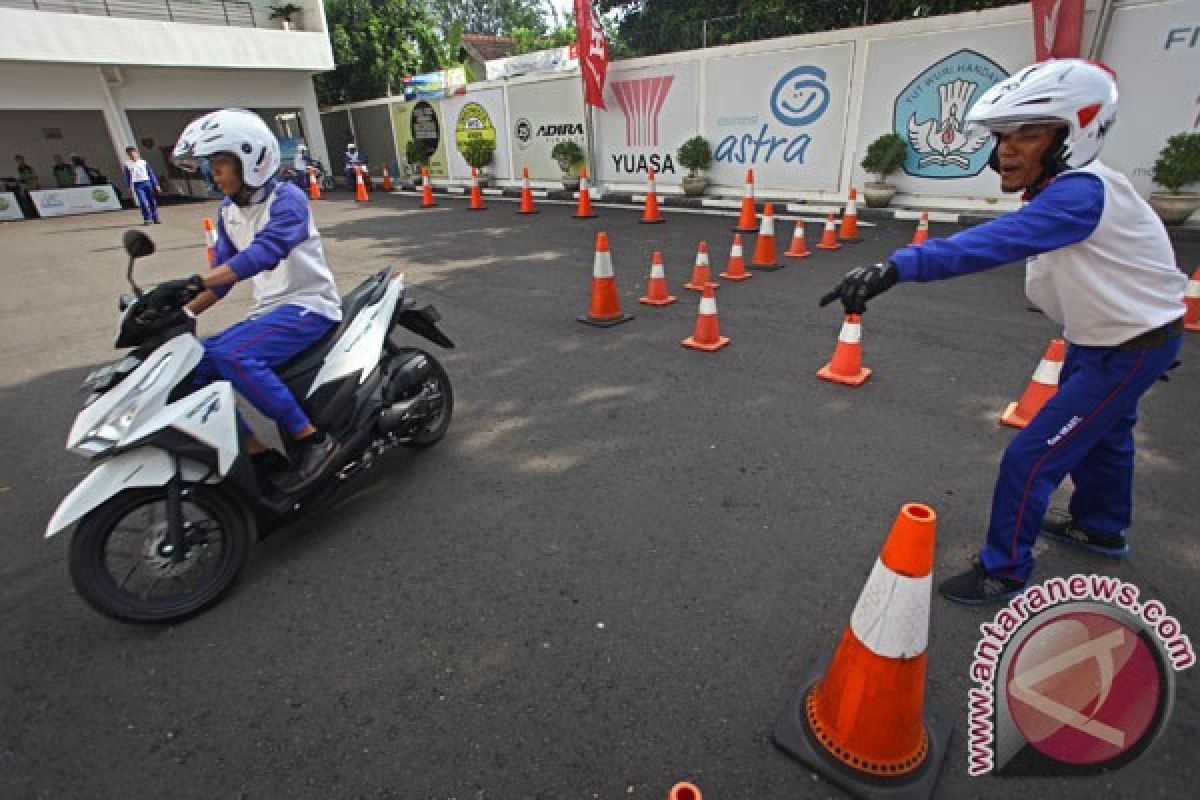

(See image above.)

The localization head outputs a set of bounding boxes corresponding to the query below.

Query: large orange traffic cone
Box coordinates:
[420,167,436,208]
[307,166,321,200]
[640,168,664,224]
[202,217,217,267]
[519,166,538,214]
[668,783,702,800]
[381,165,394,192]
[639,251,677,306]
[774,503,951,799]
[720,234,751,281]
[1184,267,1200,332]
[909,212,930,246]
[578,232,633,327]
[574,167,596,218]
[784,219,810,258]
[683,241,718,292]
[354,166,369,202]
[816,213,841,250]
[468,168,486,211]
[838,187,860,242]
[733,169,758,233]
[750,203,780,270]
[682,285,729,352]
[1000,338,1066,428]
[817,314,871,386]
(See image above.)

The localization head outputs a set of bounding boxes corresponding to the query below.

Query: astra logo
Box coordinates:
[611,75,675,147]
[713,66,830,166]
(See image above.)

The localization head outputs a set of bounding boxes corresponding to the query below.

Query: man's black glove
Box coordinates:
[144,274,206,310]
[818,262,899,314]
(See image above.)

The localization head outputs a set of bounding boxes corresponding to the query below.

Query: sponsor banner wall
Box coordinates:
[704,44,855,191]
[390,100,449,178]
[508,78,587,181]
[1102,0,1200,196]
[30,185,122,217]
[857,23,1033,199]
[0,192,25,220]
[595,61,699,185]
[442,88,511,181]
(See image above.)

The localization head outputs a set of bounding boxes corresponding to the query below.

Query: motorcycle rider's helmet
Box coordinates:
[171,108,280,189]
[347,142,357,151]
[967,59,1117,179]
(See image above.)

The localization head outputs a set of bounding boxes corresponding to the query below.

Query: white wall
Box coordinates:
[0,7,332,71]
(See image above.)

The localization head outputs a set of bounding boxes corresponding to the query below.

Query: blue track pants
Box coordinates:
[192,304,337,437]
[980,332,1182,581]
[132,181,159,222]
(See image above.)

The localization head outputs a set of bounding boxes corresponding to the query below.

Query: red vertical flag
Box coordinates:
[1031,0,1084,61]
[575,0,609,108]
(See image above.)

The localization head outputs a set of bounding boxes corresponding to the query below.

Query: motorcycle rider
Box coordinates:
[160,108,344,492]
[820,60,1186,604]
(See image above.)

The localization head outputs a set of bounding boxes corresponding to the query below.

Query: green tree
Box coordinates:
[317,0,445,105]
[428,0,549,37]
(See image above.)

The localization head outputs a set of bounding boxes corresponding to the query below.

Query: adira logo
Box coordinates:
[538,124,582,137]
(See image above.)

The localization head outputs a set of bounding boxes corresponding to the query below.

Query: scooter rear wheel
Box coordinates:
[67,487,251,624]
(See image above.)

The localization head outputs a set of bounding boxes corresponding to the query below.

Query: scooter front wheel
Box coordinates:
[67,487,251,624]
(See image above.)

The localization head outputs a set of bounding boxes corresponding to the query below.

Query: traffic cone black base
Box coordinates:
[577,312,633,328]
[773,663,953,800]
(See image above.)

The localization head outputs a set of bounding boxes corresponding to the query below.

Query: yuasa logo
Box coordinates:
[610,76,675,147]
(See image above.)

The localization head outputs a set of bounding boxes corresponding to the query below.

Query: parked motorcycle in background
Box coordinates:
[46,231,455,623]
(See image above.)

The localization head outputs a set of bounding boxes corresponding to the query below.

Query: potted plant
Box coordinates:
[405,139,430,186]
[860,132,907,208]
[1148,132,1200,225]
[677,136,712,196]
[269,3,303,31]
[551,140,585,191]
[461,139,496,187]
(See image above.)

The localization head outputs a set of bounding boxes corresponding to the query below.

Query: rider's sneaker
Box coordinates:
[938,557,1026,606]
[280,432,341,494]
[1041,511,1130,558]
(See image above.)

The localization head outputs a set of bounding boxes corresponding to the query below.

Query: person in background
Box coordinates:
[51,155,74,188]
[123,146,162,225]
[14,155,39,191]
[70,154,106,186]
[292,143,313,189]
[343,142,368,192]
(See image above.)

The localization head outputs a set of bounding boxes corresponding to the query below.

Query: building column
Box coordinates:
[298,87,330,172]
[96,66,136,168]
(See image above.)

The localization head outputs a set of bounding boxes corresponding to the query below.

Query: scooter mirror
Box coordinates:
[118,293,136,312]
[122,230,155,259]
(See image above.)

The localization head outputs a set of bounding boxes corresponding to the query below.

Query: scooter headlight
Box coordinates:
[72,352,173,456]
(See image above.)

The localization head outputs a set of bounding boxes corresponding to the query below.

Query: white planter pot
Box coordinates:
[863,181,896,208]
[682,175,708,196]
[1148,192,1200,226]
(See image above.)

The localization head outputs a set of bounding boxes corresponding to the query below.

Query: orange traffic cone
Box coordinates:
[1000,338,1066,428]
[202,217,217,267]
[774,503,951,799]
[733,169,758,233]
[307,166,321,200]
[640,168,664,224]
[420,167,436,208]
[519,166,538,214]
[1184,267,1200,332]
[838,187,860,242]
[682,284,729,352]
[639,251,677,306]
[683,241,718,292]
[909,212,930,246]
[381,165,394,192]
[578,232,633,327]
[817,314,871,386]
[816,213,841,250]
[468,167,486,211]
[719,234,751,281]
[574,167,596,218]
[354,166,369,202]
[668,783,702,800]
[783,219,810,258]
[750,202,780,270]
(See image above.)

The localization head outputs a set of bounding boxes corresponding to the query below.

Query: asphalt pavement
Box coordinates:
[1,189,1197,799]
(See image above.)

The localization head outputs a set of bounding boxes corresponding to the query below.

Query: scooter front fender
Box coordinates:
[44,449,211,538]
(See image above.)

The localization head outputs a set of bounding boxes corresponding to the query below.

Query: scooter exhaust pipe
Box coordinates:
[378,390,433,434]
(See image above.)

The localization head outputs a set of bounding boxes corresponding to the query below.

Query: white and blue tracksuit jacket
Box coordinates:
[889,161,1185,580]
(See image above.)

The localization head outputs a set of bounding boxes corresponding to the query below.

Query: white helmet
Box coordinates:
[966,59,1117,169]
[172,108,280,188]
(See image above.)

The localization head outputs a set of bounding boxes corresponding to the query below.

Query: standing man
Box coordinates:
[343,142,367,192]
[51,154,74,188]
[820,60,1186,605]
[123,146,162,225]
[14,155,39,191]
